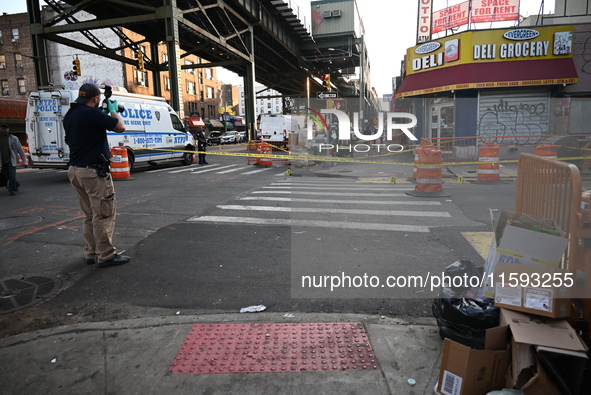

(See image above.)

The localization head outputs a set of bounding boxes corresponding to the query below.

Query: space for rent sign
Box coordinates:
[472,0,520,23]
[432,1,469,34]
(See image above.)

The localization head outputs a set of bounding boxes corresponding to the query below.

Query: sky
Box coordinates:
[4,0,553,97]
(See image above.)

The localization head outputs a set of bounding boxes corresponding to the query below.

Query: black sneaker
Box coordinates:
[86,257,97,264]
[99,254,130,268]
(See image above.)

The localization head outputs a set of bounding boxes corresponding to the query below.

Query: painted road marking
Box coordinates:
[241,167,275,175]
[217,205,451,217]
[215,165,243,174]
[263,185,413,191]
[239,197,442,205]
[187,216,430,233]
[251,191,408,197]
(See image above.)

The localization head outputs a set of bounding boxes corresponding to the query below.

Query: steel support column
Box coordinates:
[150,40,161,98]
[244,26,257,141]
[28,0,50,87]
[164,0,183,118]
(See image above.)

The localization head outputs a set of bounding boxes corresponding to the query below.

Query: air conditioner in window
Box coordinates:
[0,65,6,69]
[332,10,342,17]
[2,88,9,95]
[16,63,23,68]
[11,38,19,43]
[323,11,332,18]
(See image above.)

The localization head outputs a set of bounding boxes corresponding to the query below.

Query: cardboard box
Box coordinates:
[501,309,588,395]
[481,210,569,298]
[436,326,510,395]
[494,261,573,318]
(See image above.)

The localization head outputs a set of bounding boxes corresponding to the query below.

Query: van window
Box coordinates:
[170,114,185,132]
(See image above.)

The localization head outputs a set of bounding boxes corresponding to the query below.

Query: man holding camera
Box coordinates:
[63,83,130,268]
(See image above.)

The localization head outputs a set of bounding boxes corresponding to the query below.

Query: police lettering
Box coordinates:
[121,109,153,119]
[36,99,62,113]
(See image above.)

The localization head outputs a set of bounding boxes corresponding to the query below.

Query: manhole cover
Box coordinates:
[0,216,44,231]
[0,275,62,314]
[170,322,378,374]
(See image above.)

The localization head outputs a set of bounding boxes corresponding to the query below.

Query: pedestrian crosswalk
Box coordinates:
[187,177,477,233]
[146,163,281,176]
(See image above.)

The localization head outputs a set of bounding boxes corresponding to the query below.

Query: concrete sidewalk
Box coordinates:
[0,313,442,394]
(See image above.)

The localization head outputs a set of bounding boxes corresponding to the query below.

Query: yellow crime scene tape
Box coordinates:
[127,144,591,167]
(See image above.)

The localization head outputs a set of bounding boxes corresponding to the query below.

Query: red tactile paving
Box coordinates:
[169,322,378,374]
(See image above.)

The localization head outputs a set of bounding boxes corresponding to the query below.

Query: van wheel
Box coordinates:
[182,152,193,165]
[127,150,135,172]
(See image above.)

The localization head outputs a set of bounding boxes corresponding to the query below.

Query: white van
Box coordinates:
[26,86,195,170]
[258,114,304,142]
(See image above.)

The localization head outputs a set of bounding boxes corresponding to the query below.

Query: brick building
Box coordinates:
[0,12,38,140]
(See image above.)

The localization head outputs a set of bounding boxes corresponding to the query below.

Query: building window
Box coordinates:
[134,70,149,87]
[185,60,194,74]
[188,82,196,95]
[11,28,19,43]
[267,103,271,109]
[14,53,23,68]
[164,77,170,92]
[0,30,3,44]
[207,86,215,99]
[0,55,6,69]
[1,80,9,96]
[17,78,26,94]
[162,53,168,63]
[275,106,279,112]
[206,68,213,80]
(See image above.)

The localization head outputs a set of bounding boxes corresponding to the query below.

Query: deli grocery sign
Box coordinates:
[409,25,575,73]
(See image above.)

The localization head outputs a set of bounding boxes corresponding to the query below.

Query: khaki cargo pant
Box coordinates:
[68,166,117,262]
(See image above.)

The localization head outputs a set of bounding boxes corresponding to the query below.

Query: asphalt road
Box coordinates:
[0,146,519,337]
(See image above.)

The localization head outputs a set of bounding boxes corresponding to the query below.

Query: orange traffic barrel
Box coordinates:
[406,145,451,197]
[534,143,558,159]
[477,144,501,182]
[18,146,32,166]
[256,142,272,166]
[110,146,131,180]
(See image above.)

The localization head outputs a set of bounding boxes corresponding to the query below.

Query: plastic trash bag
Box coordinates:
[432,260,500,349]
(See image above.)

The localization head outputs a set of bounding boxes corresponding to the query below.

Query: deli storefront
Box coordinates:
[395,25,583,150]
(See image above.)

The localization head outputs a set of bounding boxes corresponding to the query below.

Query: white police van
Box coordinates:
[26,86,195,170]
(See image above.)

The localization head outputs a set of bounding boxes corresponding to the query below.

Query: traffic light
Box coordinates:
[136,51,145,71]
[321,74,331,91]
[72,56,81,76]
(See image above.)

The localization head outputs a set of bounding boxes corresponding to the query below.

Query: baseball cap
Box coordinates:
[74,84,101,104]
[0,124,8,128]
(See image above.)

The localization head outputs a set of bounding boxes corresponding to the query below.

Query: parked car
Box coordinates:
[221,131,239,144]
[206,131,222,145]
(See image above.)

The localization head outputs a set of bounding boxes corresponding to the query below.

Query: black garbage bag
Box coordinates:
[432,260,500,349]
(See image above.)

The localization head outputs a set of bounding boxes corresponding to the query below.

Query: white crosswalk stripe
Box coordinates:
[186,177,469,233]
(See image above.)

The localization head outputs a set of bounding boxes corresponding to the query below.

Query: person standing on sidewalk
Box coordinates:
[195,129,208,165]
[0,124,27,196]
[63,83,130,268]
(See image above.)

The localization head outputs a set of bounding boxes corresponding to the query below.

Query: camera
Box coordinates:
[100,84,125,113]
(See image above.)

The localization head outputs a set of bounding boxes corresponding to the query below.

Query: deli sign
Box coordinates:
[407,25,574,74]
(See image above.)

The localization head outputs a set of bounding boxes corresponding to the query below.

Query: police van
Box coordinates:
[25,86,195,170]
